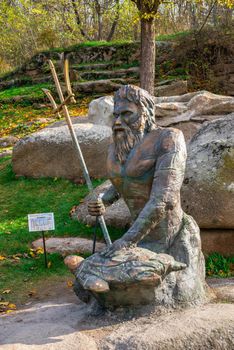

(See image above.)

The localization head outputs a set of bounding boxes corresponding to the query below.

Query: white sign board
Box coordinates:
[28,213,55,232]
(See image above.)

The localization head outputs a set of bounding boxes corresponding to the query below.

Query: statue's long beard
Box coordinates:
[113,127,143,165]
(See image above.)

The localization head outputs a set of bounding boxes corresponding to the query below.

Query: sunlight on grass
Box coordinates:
[156,31,190,41]
[0,158,123,306]
[0,83,52,100]
[0,93,91,138]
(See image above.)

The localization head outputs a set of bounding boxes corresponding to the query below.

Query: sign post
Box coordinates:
[28,213,55,268]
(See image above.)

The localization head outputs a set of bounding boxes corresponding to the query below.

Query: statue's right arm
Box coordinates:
[88,184,119,217]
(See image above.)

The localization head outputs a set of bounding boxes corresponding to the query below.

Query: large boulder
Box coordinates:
[12,123,112,180]
[182,114,234,229]
[88,96,114,127]
[73,180,131,229]
[186,90,234,115]
[88,90,234,142]
[200,229,234,256]
[100,304,234,349]
[32,237,105,255]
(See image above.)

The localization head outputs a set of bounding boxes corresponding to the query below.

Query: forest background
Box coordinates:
[0,0,233,310]
[0,0,233,75]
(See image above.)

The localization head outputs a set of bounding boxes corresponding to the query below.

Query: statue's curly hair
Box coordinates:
[114,85,156,132]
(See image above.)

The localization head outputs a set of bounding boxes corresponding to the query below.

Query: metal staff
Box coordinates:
[44,59,112,247]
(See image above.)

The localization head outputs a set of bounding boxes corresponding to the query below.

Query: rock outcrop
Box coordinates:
[12,123,112,180]
[32,237,105,255]
[88,96,114,127]
[182,114,234,229]
[88,90,234,142]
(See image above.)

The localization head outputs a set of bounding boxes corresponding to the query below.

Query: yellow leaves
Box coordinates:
[217,0,234,8]
[0,255,6,261]
[29,250,36,258]
[0,301,16,313]
[29,247,44,258]
[66,280,74,288]
[47,261,52,268]
[36,247,44,255]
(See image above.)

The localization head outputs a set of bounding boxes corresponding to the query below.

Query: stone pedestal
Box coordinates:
[74,214,207,309]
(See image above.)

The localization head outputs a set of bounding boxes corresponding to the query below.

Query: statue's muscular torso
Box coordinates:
[106,127,187,253]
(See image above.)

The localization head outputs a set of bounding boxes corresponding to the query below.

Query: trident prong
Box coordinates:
[64,58,76,104]
[42,59,112,247]
[42,88,62,119]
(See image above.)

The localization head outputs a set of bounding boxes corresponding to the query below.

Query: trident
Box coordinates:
[42,59,112,247]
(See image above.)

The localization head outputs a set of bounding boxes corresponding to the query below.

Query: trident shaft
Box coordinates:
[43,59,112,247]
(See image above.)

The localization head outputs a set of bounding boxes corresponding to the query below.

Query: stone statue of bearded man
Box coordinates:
[93,84,187,256]
[76,85,206,308]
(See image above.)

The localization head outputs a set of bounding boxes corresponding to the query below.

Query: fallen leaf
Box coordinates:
[14,253,22,258]
[69,205,77,217]
[67,281,74,288]
[2,290,11,294]
[12,255,21,260]
[36,247,44,255]
[47,261,52,268]
[6,309,14,314]
[0,301,9,306]
[28,290,36,297]
[0,256,6,261]
[8,303,16,309]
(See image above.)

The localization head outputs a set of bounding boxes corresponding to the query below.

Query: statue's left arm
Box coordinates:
[104,129,187,255]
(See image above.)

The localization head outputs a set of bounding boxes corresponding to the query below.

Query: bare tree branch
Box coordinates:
[107,0,120,41]
[71,0,91,40]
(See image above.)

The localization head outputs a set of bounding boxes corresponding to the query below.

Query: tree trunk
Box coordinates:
[107,0,120,42]
[140,18,155,95]
[95,0,102,40]
[71,0,91,40]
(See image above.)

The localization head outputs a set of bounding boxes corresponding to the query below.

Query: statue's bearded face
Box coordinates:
[112,99,145,164]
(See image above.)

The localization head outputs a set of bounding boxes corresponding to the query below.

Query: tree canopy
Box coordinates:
[0,0,233,72]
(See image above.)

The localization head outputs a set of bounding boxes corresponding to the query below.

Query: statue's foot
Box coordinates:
[157,253,187,273]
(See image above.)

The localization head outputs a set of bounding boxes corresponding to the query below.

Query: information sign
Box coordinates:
[28,213,55,232]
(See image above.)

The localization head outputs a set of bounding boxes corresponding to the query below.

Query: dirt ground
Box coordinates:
[0,278,233,350]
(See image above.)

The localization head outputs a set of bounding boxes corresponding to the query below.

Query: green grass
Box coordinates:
[206,252,234,278]
[0,83,52,101]
[0,157,124,307]
[156,31,191,41]
[0,157,233,309]
[46,39,135,54]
